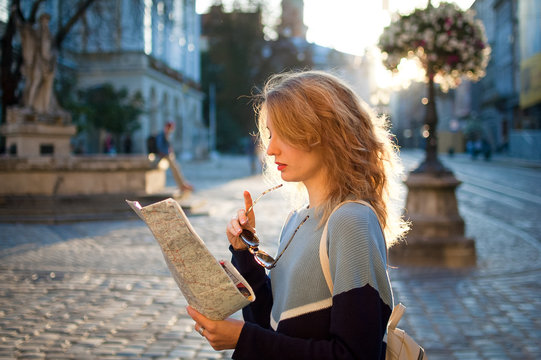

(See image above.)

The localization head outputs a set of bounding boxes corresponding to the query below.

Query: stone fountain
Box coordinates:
[0,14,173,223]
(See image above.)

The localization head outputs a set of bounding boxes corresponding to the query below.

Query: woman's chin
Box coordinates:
[280,174,299,183]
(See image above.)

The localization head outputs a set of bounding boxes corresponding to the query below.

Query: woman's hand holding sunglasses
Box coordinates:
[226,184,306,269]
[226,191,256,251]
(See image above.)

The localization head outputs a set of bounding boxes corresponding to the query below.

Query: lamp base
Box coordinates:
[390,172,476,268]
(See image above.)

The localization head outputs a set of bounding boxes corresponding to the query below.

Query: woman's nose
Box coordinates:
[266,139,279,156]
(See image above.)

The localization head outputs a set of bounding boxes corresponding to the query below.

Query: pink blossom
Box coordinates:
[475,40,486,50]
[446,55,460,65]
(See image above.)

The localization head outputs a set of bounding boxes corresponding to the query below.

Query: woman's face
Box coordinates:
[266,117,327,189]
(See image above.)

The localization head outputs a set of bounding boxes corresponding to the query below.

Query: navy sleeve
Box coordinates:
[230,246,273,329]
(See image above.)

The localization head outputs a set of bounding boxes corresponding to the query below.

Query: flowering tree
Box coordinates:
[379,1,490,173]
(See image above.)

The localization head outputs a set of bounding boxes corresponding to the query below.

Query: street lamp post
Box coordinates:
[393,71,475,267]
[390,68,476,267]
[414,71,448,174]
[378,2,490,267]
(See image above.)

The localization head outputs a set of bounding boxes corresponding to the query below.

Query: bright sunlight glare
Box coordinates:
[196,0,476,90]
[304,0,475,55]
[197,0,475,56]
[376,58,426,90]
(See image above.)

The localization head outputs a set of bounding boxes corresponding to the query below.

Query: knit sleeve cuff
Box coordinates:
[232,321,264,359]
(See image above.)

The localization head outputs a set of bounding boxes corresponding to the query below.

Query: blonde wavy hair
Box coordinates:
[255,70,409,247]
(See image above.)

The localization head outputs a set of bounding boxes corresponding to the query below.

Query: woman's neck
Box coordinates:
[304,180,328,209]
[302,161,330,208]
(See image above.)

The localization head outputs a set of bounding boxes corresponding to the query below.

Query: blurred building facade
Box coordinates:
[389,82,464,154]
[470,0,541,160]
[389,82,427,150]
[199,0,376,152]
[201,0,375,101]
[278,0,307,39]
[388,0,541,160]
[274,0,374,105]
[8,0,206,158]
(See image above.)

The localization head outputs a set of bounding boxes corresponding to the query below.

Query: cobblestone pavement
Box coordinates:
[1,153,540,360]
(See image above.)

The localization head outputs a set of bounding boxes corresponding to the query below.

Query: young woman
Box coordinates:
[187,70,408,359]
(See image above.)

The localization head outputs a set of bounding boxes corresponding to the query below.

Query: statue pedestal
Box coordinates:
[0,107,177,223]
[0,155,174,223]
[1,107,75,157]
[390,172,476,268]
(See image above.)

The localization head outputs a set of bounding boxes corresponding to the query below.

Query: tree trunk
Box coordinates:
[0,4,22,123]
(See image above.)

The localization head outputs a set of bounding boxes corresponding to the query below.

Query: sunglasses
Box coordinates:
[240,184,309,269]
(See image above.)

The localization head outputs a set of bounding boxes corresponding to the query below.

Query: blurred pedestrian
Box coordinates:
[482,138,491,161]
[246,134,262,175]
[156,121,193,194]
[123,134,132,154]
[103,133,116,155]
[187,70,409,358]
[473,139,482,160]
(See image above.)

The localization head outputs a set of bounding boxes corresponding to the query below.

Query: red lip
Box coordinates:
[276,162,287,171]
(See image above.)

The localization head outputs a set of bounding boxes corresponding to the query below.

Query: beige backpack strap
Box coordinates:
[387,303,406,330]
[319,220,333,295]
[319,200,379,297]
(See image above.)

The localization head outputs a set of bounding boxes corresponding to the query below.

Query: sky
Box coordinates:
[196,0,476,56]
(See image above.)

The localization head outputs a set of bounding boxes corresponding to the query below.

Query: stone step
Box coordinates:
[0,192,202,224]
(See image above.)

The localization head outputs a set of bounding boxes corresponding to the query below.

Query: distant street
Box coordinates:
[399,150,541,277]
[404,150,541,244]
[0,151,540,359]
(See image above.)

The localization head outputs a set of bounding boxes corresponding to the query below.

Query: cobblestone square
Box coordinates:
[1,152,540,359]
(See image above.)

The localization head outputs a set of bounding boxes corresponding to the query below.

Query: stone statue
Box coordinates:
[17,13,59,114]
[2,12,73,159]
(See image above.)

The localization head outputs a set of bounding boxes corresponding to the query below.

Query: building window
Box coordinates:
[144,0,153,55]
[0,0,8,23]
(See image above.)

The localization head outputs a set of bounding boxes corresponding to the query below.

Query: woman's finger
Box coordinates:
[195,323,206,337]
[226,218,249,251]
[225,191,256,250]
[187,306,244,351]
[227,219,242,237]
[243,191,253,213]
[237,209,248,226]
[187,306,210,329]
[243,191,256,227]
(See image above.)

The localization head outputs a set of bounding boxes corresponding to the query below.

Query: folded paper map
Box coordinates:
[126,198,255,320]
